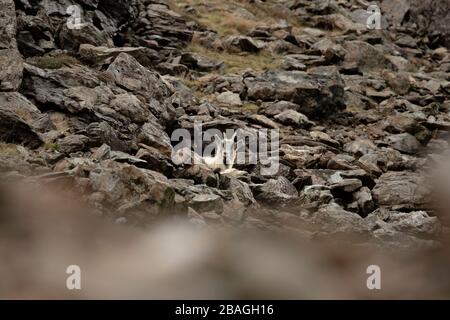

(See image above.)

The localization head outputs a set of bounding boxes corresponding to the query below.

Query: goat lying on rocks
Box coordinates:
[202,134,229,171]
[172,133,245,175]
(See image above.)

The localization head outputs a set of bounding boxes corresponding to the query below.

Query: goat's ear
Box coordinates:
[213,134,222,148]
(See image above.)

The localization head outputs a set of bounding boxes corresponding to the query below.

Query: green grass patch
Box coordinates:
[43,142,60,152]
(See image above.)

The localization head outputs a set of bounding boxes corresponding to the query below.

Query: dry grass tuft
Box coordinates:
[27,54,81,70]
[168,0,302,36]
[0,143,19,156]
[187,42,281,73]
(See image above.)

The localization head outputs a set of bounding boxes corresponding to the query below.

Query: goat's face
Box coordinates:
[223,132,238,168]
[172,147,192,165]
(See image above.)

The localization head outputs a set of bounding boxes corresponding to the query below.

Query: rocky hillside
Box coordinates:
[1,0,450,250]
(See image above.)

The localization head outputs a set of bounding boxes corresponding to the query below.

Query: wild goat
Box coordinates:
[172,132,243,174]
[202,132,238,171]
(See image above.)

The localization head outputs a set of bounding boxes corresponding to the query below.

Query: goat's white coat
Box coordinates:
[172,133,241,173]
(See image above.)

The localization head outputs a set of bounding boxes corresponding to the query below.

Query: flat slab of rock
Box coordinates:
[57,134,90,154]
[216,91,242,106]
[330,179,362,193]
[386,133,422,154]
[313,203,370,235]
[372,171,430,210]
[342,41,393,72]
[244,70,345,118]
[254,176,298,205]
[79,44,158,67]
[189,194,224,214]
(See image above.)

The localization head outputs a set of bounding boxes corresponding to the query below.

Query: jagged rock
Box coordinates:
[0,93,45,150]
[15,10,55,57]
[85,121,129,152]
[106,53,170,102]
[220,176,256,207]
[330,179,362,194]
[274,109,314,128]
[358,148,413,173]
[381,71,411,95]
[247,114,279,129]
[299,185,333,208]
[407,0,450,48]
[260,100,301,117]
[366,208,441,238]
[253,176,298,205]
[59,23,113,52]
[21,53,175,153]
[381,0,411,26]
[231,179,256,207]
[177,52,224,72]
[310,131,339,149]
[196,73,245,96]
[216,91,242,106]
[128,3,192,50]
[372,171,430,210]
[91,143,111,161]
[174,164,218,187]
[245,70,345,118]
[87,162,175,219]
[282,54,324,67]
[138,121,172,156]
[0,106,42,148]
[224,35,263,53]
[155,62,189,76]
[109,93,151,124]
[58,134,90,154]
[108,150,147,166]
[342,41,393,72]
[280,143,325,168]
[79,44,159,67]
[326,154,358,171]
[312,203,370,235]
[384,115,430,143]
[344,138,378,157]
[385,133,422,154]
[97,0,138,29]
[281,57,306,71]
[21,63,102,113]
[136,145,174,176]
[0,92,50,132]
